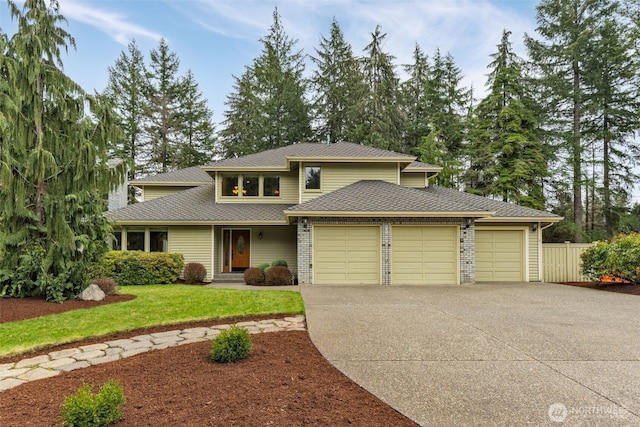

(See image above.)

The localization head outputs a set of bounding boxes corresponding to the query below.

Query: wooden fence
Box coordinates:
[542,242,594,283]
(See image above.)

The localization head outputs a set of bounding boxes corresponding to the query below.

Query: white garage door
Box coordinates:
[391,226,458,285]
[476,229,525,281]
[314,226,380,284]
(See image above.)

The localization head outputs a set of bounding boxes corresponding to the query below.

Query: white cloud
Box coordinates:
[60,0,162,45]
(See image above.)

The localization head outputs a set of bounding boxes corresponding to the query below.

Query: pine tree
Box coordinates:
[175,69,216,168]
[104,39,148,201]
[401,44,432,154]
[0,0,124,301]
[145,38,184,173]
[220,8,311,158]
[526,0,615,241]
[311,18,365,144]
[354,25,403,151]
[466,30,547,209]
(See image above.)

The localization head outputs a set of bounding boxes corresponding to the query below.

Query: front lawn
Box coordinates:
[0,285,304,358]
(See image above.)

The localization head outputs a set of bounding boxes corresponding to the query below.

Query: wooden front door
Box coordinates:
[231,230,251,272]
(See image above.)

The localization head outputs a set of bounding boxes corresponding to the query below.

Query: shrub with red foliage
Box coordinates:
[265,266,292,286]
[244,267,265,286]
[183,262,207,283]
[90,277,119,295]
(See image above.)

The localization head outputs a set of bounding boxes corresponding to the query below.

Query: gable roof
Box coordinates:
[131,166,213,186]
[107,184,291,224]
[285,180,495,218]
[285,181,561,222]
[202,142,439,171]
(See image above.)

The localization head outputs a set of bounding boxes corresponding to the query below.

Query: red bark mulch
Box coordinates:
[0,295,417,427]
[559,281,640,295]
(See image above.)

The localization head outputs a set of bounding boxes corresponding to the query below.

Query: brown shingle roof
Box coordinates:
[107,185,291,224]
[204,142,416,170]
[131,166,213,185]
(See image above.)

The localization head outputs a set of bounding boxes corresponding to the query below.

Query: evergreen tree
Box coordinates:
[104,39,148,201]
[311,18,365,144]
[175,69,216,168]
[466,30,547,209]
[220,8,311,157]
[525,0,615,241]
[401,44,432,154]
[354,25,403,151]
[0,0,124,301]
[145,38,184,173]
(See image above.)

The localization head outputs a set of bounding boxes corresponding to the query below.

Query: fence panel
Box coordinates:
[542,243,593,282]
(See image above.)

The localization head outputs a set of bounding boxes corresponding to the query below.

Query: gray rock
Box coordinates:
[78,284,105,301]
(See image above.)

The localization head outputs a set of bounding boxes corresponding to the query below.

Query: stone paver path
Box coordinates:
[0,315,305,392]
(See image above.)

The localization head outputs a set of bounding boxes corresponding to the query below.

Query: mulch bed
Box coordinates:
[0,295,417,427]
[558,281,640,295]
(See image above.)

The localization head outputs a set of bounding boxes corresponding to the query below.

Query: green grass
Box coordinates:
[0,285,304,358]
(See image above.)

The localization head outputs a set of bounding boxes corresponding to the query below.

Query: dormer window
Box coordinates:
[222,175,239,196]
[221,174,280,197]
[243,176,259,196]
[305,166,321,190]
[264,176,280,196]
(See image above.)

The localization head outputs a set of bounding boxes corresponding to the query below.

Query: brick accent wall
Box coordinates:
[297,217,476,285]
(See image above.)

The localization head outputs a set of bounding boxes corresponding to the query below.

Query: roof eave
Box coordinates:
[284,211,495,219]
[131,181,212,186]
[111,219,289,226]
[476,216,563,223]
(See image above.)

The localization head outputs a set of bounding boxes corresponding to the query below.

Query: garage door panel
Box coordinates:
[391,226,458,285]
[314,226,380,285]
[476,230,524,282]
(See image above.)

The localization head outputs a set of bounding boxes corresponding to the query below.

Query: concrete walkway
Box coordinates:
[0,316,305,392]
[301,282,640,426]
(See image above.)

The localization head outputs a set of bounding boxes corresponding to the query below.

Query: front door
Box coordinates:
[225,229,250,272]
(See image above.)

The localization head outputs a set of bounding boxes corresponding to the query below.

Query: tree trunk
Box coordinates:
[572,59,583,243]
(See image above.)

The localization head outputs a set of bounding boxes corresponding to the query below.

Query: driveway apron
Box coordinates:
[301,282,640,426]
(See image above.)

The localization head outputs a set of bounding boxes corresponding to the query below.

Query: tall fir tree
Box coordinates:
[175,69,216,168]
[220,8,311,157]
[465,30,547,209]
[145,38,184,173]
[104,39,148,201]
[354,25,403,151]
[0,0,124,301]
[311,18,365,144]
[526,0,615,242]
[401,44,432,154]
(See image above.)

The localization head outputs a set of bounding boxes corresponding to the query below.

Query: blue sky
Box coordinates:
[1,0,540,124]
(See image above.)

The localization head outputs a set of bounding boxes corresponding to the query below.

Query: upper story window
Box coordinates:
[222,175,239,196]
[305,166,321,190]
[264,176,280,196]
[221,174,280,197]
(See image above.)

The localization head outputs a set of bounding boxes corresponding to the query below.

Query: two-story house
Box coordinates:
[107,142,561,285]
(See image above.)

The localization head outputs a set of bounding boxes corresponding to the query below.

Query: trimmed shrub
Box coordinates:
[271,259,288,268]
[210,325,252,363]
[256,263,271,274]
[60,379,125,427]
[90,278,119,295]
[265,265,292,286]
[100,251,184,286]
[243,267,265,286]
[183,262,207,283]
[581,233,640,284]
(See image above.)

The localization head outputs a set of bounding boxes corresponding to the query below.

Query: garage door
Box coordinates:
[476,230,524,281]
[314,226,380,284]
[391,226,458,285]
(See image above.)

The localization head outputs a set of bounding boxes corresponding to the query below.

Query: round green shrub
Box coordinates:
[183,262,207,283]
[265,265,292,286]
[271,259,288,268]
[60,379,125,427]
[210,325,252,363]
[243,267,265,286]
[256,263,271,273]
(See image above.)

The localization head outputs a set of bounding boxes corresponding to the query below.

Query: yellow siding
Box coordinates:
[529,229,540,281]
[314,226,381,284]
[142,186,190,201]
[400,173,427,188]
[301,162,398,203]
[213,226,297,273]
[391,226,458,285]
[168,226,213,281]
[216,171,298,204]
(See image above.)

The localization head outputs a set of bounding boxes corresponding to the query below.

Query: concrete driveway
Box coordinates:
[301,282,640,426]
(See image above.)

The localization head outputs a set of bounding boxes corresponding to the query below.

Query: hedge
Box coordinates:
[581,233,640,284]
[96,251,184,286]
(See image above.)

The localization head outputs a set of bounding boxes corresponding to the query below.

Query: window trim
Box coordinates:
[220,173,281,199]
[304,165,322,192]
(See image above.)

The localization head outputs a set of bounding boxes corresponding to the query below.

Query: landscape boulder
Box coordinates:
[78,284,106,301]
